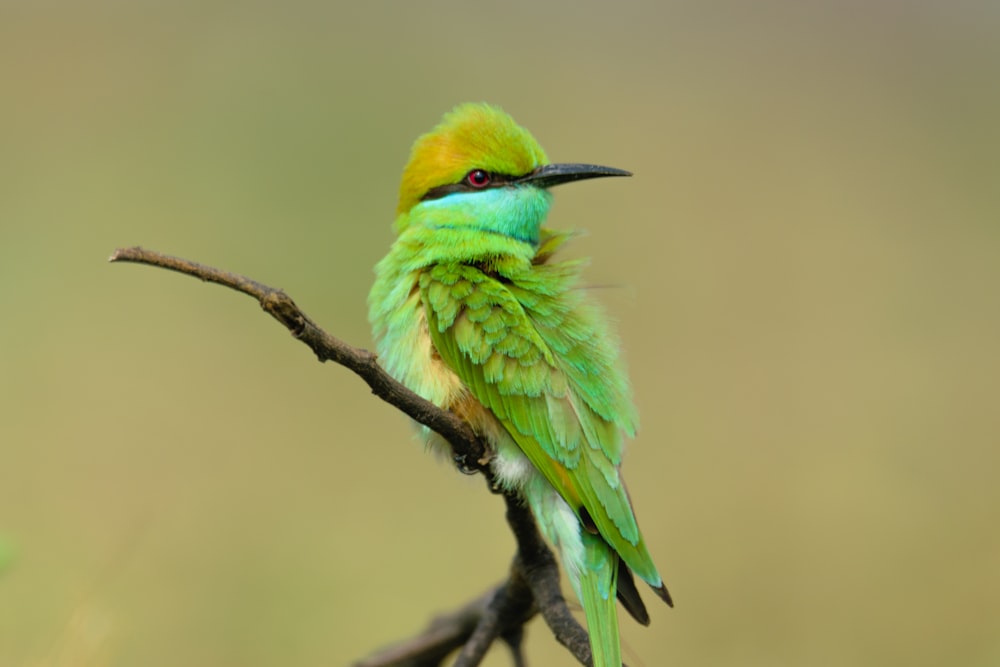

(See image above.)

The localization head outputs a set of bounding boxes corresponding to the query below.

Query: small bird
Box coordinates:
[369,103,671,666]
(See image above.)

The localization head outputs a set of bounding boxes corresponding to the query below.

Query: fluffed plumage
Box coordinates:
[369,103,670,666]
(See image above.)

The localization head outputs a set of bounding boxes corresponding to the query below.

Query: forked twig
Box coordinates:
[110,246,599,666]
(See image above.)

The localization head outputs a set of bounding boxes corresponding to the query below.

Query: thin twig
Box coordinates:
[504,495,600,667]
[110,246,596,667]
[109,246,489,472]
[352,587,501,667]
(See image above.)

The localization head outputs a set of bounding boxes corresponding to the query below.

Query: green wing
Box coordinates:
[420,260,661,586]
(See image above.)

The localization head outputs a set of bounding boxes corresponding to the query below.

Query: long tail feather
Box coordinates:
[579,532,622,667]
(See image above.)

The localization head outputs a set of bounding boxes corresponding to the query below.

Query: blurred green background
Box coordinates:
[2,1,998,665]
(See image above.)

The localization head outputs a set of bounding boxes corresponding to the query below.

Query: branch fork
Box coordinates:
[110,246,605,666]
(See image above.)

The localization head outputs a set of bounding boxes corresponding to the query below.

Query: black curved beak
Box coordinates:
[516,163,632,189]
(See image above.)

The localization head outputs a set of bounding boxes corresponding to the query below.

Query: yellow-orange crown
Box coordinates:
[397,103,549,215]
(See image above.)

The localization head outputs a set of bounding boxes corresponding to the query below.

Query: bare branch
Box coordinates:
[110,246,598,667]
[109,246,489,472]
[504,494,598,667]
[352,586,500,667]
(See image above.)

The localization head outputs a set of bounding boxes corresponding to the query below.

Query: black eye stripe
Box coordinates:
[420,171,516,202]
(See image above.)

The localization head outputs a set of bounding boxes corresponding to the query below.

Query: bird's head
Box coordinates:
[395,103,629,245]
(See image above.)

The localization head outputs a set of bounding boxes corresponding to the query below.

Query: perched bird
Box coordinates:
[369,103,671,666]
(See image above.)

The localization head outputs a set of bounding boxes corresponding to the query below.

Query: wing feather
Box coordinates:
[420,261,661,584]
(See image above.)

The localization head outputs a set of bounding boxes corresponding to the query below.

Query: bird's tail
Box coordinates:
[579,531,622,667]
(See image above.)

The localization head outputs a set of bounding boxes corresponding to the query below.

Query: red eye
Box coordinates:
[465,169,491,188]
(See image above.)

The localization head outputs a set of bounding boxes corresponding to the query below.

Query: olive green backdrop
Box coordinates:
[2,2,998,666]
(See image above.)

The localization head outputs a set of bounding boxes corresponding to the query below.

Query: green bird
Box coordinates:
[369,103,671,666]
